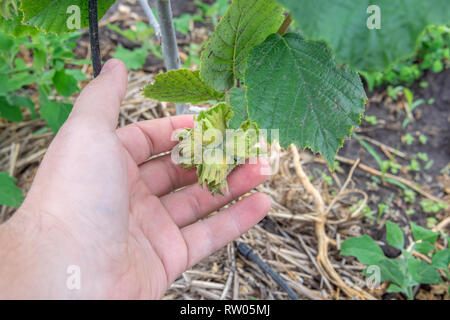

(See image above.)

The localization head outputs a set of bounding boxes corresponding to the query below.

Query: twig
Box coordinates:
[279,274,326,300]
[88,0,102,77]
[290,145,375,300]
[155,0,186,114]
[138,0,161,41]
[231,242,240,300]
[323,159,360,218]
[220,243,234,300]
[316,155,447,205]
[357,135,408,159]
[220,271,233,300]
[297,234,333,292]
[434,216,450,233]
[277,14,293,35]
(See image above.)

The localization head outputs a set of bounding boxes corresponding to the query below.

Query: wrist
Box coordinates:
[0,210,41,298]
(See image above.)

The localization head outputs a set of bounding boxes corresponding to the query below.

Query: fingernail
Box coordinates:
[100,59,120,74]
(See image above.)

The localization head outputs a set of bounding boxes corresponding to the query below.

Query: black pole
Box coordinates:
[237,242,299,300]
[89,0,101,77]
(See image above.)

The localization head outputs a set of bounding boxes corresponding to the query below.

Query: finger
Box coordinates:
[160,158,270,228]
[116,115,194,165]
[181,192,271,269]
[139,154,198,196]
[131,184,188,281]
[69,59,128,131]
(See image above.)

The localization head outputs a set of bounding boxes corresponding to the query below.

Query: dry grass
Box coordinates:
[1,0,448,300]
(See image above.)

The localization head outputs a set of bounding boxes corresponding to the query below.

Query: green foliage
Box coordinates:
[362,25,450,90]
[182,42,203,69]
[278,0,450,71]
[107,21,156,43]
[0,28,86,133]
[246,33,366,166]
[53,69,79,97]
[200,0,284,91]
[173,13,202,35]
[419,200,448,214]
[0,1,39,38]
[402,133,415,145]
[0,96,22,122]
[419,134,428,144]
[40,99,73,134]
[0,172,24,208]
[403,189,416,204]
[144,69,224,104]
[364,115,377,125]
[113,45,149,71]
[341,221,448,299]
[228,87,248,130]
[142,0,448,193]
[195,0,229,25]
[20,0,116,34]
[108,22,163,71]
[386,221,404,250]
[0,0,18,20]
[340,235,385,265]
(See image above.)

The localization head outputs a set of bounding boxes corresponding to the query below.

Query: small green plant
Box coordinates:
[402,88,425,128]
[427,217,438,229]
[387,85,404,100]
[107,21,163,70]
[364,115,377,125]
[419,134,428,144]
[195,0,229,25]
[349,200,373,218]
[173,13,203,35]
[402,133,415,145]
[362,24,450,91]
[403,189,416,204]
[408,158,421,172]
[0,28,86,133]
[322,174,333,187]
[182,42,203,69]
[420,200,448,213]
[341,221,449,299]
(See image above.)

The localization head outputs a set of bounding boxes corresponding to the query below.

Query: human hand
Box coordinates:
[0,59,271,299]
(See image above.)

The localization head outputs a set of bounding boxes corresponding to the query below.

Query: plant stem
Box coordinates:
[88,0,102,77]
[277,13,293,35]
[155,0,186,114]
[138,0,161,41]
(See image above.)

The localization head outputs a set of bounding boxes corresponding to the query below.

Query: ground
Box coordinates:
[0,0,448,300]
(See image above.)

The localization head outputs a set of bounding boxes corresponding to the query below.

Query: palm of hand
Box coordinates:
[4,60,270,299]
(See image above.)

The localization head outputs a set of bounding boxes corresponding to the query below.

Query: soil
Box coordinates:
[1,0,448,300]
[336,68,449,242]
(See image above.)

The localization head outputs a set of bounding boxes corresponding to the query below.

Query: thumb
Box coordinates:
[68,59,128,131]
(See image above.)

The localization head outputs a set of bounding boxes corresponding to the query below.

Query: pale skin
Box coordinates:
[0,59,271,299]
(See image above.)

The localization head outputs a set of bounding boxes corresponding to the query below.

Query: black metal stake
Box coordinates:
[237,242,299,300]
[89,0,101,77]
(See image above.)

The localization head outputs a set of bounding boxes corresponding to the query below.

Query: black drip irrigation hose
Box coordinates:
[89,0,102,77]
[237,242,299,300]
